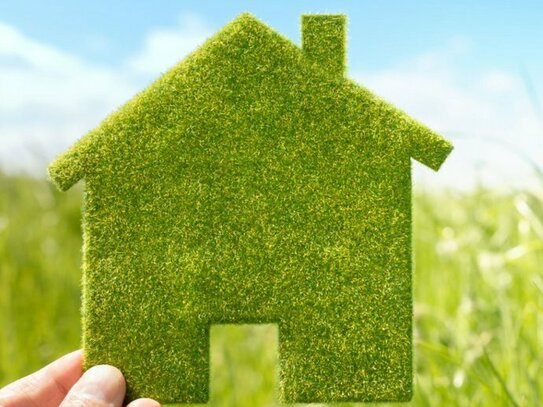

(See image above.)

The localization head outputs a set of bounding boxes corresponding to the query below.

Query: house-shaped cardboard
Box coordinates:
[49,13,453,404]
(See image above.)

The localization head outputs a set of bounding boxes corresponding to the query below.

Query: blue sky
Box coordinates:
[4,1,543,73]
[1,1,543,187]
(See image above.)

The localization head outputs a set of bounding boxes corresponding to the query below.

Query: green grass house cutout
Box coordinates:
[48,13,453,404]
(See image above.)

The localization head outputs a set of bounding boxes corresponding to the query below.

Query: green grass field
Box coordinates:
[0,170,541,406]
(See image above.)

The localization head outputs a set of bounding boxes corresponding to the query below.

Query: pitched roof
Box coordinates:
[49,13,452,191]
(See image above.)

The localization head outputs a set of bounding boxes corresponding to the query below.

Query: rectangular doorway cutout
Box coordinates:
[209,324,279,406]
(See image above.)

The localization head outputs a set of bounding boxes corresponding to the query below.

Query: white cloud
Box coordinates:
[127,13,212,76]
[352,41,543,189]
[0,22,138,173]
[0,23,132,115]
[0,14,211,174]
[482,71,519,94]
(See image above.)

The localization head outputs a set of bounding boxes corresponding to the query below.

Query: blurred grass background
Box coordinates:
[0,170,542,406]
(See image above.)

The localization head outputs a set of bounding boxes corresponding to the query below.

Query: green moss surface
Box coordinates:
[48,13,452,404]
[301,14,346,78]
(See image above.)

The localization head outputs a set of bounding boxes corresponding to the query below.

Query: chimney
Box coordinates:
[301,14,346,78]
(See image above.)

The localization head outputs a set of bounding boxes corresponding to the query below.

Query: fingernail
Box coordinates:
[73,365,125,405]
[128,399,161,407]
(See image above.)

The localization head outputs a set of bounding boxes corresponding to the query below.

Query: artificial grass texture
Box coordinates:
[48,13,452,404]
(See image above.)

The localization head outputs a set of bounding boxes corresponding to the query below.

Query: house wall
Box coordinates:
[77,18,415,401]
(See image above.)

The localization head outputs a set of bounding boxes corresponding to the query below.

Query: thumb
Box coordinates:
[60,365,126,407]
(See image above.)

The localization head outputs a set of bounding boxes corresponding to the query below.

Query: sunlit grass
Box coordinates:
[0,172,541,406]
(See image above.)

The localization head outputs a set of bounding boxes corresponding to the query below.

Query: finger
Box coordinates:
[0,349,83,407]
[126,398,161,407]
[59,365,125,407]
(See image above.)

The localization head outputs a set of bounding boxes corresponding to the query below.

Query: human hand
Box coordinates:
[0,350,159,407]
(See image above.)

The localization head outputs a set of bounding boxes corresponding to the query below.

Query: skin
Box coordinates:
[0,350,160,407]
